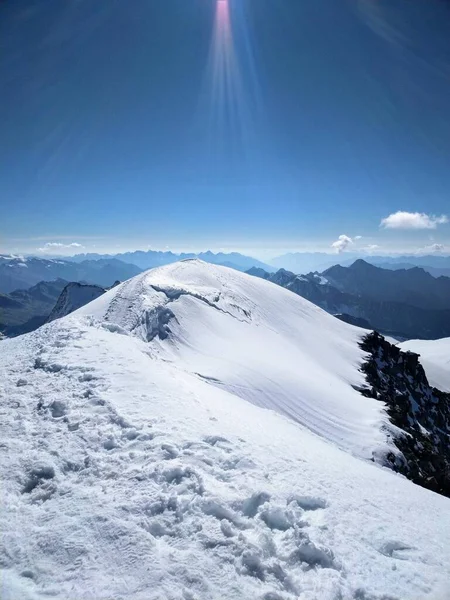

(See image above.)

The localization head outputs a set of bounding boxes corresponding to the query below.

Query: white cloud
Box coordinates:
[37,242,84,253]
[354,236,363,240]
[428,243,445,253]
[331,235,354,254]
[380,211,449,230]
[363,244,380,253]
[416,243,446,255]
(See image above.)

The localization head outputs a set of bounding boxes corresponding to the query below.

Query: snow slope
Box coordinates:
[1,261,449,599]
[400,337,450,392]
[76,260,385,459]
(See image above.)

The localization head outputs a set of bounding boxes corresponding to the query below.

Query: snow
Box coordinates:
[0,254,25,262]
[399,337,450,392]
[294,274,328,285]
[314,275,329,285]
[76,260,386,458]
[1,260,449,600]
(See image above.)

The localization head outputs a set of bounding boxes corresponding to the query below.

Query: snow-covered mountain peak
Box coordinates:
[77,258,356,339]
[73,260,386,459]
[1,261,449,599]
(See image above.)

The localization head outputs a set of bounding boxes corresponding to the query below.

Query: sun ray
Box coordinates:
[199,0,261,169]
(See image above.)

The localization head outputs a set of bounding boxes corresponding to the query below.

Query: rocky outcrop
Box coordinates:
[0,279,68,337]
[48,282,106,322]
[359,332,450,497]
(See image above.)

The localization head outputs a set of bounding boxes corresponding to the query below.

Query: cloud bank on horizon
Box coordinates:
[38,242,85,254]
[327,211,450,257]
[2,210,450,259]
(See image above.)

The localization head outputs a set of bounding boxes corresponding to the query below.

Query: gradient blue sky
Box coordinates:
[1,0,450,258]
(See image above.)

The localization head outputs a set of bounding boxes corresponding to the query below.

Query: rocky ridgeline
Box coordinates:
[359,332,450,497]
[47,282,106,322]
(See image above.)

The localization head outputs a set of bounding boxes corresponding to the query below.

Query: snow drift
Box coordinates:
[0,260,449,600]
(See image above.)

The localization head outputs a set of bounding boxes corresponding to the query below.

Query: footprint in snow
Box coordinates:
[287,494,328,511]
[378,541,415,560]
[203,435,231,447]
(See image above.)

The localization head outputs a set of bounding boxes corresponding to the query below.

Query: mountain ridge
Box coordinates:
[248,261,450,340]
[1,260,449,599]
[323,259,450,310]
[0,279,69,336]
[0,255,142,293]
[66,250,275,273]
[270,252,450,276]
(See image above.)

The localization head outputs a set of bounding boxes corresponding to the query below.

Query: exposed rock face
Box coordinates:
[47,282,106,322]
[359,332,450,497]
[0,279,68,336]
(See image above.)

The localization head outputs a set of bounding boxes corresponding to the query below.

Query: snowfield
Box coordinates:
[1,260,449,600]
[76,260,386,459]
[400,337,450,392]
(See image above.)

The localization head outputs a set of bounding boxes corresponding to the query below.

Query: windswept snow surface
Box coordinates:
[76,260,384,458]
[1,261,449,599]
[400,337,450,392]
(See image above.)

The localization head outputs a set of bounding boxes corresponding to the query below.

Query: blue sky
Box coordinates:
[1,0,450,258]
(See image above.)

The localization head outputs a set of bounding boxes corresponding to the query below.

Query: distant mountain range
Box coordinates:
[323,259,450,310]
[4,256,450,341]
[270,252,450,277]
[0,255,142,293]
[67,250,274,273]
[373,262,450,278]
[0,252,273,295]
[248,260,450,340]
[0,279,68,336]
[269,252,349,273]
[1,279,110,337]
